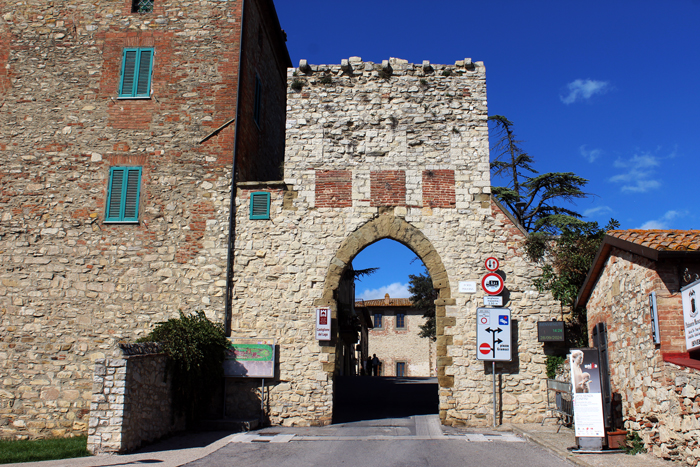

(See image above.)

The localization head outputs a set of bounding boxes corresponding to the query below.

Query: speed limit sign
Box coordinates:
[484,257,499,272]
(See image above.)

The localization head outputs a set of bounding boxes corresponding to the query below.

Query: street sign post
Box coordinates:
[476,307,512,428]
[476,308,512,361]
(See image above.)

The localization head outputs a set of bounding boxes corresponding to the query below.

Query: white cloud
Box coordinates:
[609,151,662,193]
[638,210,685,229]
[357,282,409,300]
[561,79,610,104]
[583,206,613,217]
[579,145,603,163]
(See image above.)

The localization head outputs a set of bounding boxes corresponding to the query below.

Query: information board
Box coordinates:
[537,321,565,342]
[570,348,605,438]
[224,338,275,378]
[682,279,700,352]
[476,308,511,361]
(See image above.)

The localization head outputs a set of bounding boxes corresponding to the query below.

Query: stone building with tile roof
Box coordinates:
[355,294,435,377]
[576,229,700,464]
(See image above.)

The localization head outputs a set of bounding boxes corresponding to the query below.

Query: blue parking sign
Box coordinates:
[499,315,508,325]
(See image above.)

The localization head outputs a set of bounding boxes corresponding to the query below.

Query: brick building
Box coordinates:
[356,294,435,377]
[0,0,290,439]
[577,230,700,464]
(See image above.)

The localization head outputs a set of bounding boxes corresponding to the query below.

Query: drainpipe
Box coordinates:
[224,0,247,337]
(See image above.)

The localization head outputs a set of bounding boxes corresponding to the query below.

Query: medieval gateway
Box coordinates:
[0,0,560,445]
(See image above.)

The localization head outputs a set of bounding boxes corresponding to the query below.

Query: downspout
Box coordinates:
[224,0,246,337]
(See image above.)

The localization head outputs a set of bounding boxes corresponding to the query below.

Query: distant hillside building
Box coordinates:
[356,294,435,377]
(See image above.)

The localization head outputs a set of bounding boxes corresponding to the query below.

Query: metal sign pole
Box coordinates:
[260,378,265,425]
[492,361,496,428]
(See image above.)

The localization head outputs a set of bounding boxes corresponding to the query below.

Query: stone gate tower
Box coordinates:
[231,57,559,426]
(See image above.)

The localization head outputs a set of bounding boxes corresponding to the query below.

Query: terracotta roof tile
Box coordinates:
[607,230,700,252]
[355,293,413,307]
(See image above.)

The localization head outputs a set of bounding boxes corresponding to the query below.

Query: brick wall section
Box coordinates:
[370,170,406,207]
[234,0,290,182]
[586,249,700,465]
[315,170,352,208]
[422,170,455,208]
[0,0,288,440]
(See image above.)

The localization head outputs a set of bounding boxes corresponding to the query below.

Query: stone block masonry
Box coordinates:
[87,343,184,454]
[0,0,289,439]
[232,57,561,427]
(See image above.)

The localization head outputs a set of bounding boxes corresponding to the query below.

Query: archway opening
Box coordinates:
[332,237,439,423]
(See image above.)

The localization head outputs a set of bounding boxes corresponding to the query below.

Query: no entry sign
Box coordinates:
[481,273,504,295]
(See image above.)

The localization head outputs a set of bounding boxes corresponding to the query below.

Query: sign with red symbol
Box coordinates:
[479,343,491,355]
[316,307,331,340]
[484,257,499,272]
[481,273,504,295]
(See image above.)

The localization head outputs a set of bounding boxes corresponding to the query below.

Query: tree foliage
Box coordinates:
[408,268,437,340]
[489,115,590,234]
[529,219,619,346]
[138,311,228,424]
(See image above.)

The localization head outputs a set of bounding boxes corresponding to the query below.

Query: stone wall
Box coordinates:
[0,0,288,439]
[587,249,700,465]
[230,58,561,427]
[87,343,183,454]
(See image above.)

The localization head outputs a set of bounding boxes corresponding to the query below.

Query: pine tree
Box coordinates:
[489,115,589,234]
[408,268,437,340]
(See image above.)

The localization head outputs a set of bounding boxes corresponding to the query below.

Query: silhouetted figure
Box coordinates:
[372,354,379,376]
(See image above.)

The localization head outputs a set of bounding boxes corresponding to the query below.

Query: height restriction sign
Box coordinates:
[476,308,512,361]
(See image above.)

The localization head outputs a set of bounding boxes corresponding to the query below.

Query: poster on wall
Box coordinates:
[682,279,700,352]
[570,348,605,438]
[224,338,275,378]
[316,307,331,340]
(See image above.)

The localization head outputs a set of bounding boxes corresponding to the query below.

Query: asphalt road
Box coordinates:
[184,377,572,467]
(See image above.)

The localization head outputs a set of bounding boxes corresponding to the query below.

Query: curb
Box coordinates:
[509,425,590,467]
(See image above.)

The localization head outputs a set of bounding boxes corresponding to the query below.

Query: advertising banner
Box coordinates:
[682,279,700,352]
[224,338,275,378]
[570,348,605,438]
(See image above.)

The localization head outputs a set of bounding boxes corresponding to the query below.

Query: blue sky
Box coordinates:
[275,0,700,299]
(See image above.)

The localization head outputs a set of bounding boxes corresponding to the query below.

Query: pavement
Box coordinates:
[3,417,675,467]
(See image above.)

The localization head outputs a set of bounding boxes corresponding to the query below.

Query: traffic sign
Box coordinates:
[476,308,512,361]
[484,296,503,307]
[481,273,504,295]
[484,257,499,271]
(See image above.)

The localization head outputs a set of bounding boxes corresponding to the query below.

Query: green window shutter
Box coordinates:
[119,48,153,98]
[249,192,270,220]
[106,167,142,222]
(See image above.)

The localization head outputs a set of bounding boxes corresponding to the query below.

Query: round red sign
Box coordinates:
[484,257,499,272]
[479,343,491,355]
[481,273,504,295]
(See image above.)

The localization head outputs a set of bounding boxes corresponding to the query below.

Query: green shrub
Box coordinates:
[290,79,304,91]
[624,431,647,455]
[138,311,228,424]
[545,354,566,379]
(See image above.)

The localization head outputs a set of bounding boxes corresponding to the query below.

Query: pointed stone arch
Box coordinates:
[316,214,456,422]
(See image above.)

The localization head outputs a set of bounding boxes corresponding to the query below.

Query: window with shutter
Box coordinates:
[249,192,270,220]
[119,48,153,98]
[105,167,142,223]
